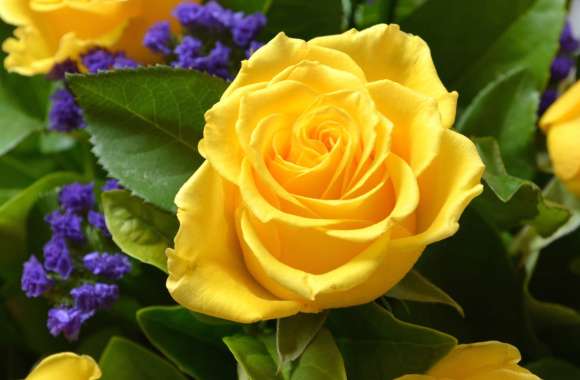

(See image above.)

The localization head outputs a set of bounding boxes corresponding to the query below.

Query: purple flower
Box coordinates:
[174,35,203,68]
[83,252,131,280]
[539,89,558,115]
[551,55,575,81]
[102,179,123,192]
[246,41,264,58]
[82,48,115,73]
[59,182,95,214]
[48,59,79,81]
[231,13,267,47]
[174,1,231,30]
[21,256,52,298]
[191,41,231,79]
[43,236,73,279]
[47,306,93,341]
[48,89,85,132]
[71,283,119,312]
[144,21,173,55]
[113,53,139,69]
[88,210,111,238]
[560,21,579,53]
[45,211,85,243]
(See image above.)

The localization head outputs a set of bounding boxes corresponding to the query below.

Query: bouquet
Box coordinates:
[1,0,580,379]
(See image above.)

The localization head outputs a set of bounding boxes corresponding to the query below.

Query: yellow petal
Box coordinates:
[392,128,484,251]
[0,0,32,25]
[546,118,580,182]
[367,79,443,177]
[167,162,302,323]
[225,32,366,97]
[311,24,457,128]
[540,80,580,131]
[26,352,101,380]
[427,341,539,380]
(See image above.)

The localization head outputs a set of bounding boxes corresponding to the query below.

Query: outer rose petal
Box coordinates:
[540,80,580,131]
[395,342,539,380]
[167,163,302,323]
[26,352,101,380]
[311,24,458,129]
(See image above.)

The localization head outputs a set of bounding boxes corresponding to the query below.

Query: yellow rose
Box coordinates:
[0,0,185,75]
[395,341,539,380]
[25,352,101,380]
[167,24,485,323]
[540,80,580,196]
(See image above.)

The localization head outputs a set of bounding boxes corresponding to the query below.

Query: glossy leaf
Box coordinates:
[264,0,346,40]
[289,328,347,380]
[527,358,580,380]
[101,190,178,272]
[138,306,240,380]
[456,69,538,178]
[68,67,228,211]
[327,303,456,380]
[276,312,327,368]
[220,0,271,12]
[387,270,464,317]
[473,138,570,237]
[99,337,187,380]
[402,0,566,104]
[224,334,282,380]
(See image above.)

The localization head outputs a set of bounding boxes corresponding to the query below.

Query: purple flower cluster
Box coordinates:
[540,21,579,114]
[81,48,139,73]
[48,89,85,132]
[20,180,132,341]
[143,0,267,79]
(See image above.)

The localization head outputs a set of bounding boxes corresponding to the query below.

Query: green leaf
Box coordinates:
[456,69,538,178]
[225,328,346,380]
[327,303,456,380]
[0,172,80,282]
[264,0,347,40]
[220,0,271,12]
[0,71,51,157]
[276,312,327,368]
[289,328,347,380]
[473,138,570,236]
[68,67,228,211]
[402,0,566,104]
[137,306,240,380]
[224,334,282,380]
[355,0,426,28]
[387,270,464,317]
[99,337,187,380]
[527,358,580,380]
[102,190,178,272]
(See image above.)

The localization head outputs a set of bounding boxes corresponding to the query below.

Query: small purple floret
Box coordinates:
[43,236,73,278]
[71,283,119,312]
[48,59,79,81]
[82,48,116,73]
[21,256,53,298]
[83,252,132,280]
[48,89,85,132]
[560,21,579,53]
[59,182,95,214]
[539,89,558,115]
[144,21,174,55]
[174,35,203,68]
[102,179,123,192]
[47,306,93,341]
[231,13,267,47]
[45,211,85,243]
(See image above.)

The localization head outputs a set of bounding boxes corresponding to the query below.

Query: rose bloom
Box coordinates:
[0,0,185,75]
[25,352,100,380]
[167,24,485,323]
[540,80,580,196]
[396,341,539,380]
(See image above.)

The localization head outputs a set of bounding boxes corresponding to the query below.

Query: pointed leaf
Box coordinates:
[387,270,464,317]
[290,328,347,380]
[99,337,187,380]
[327,303,456,380]
[68,67,228,211]
[101,190,178,272]
[473,137,570,236]
[276,312,327,368]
